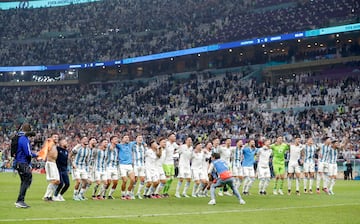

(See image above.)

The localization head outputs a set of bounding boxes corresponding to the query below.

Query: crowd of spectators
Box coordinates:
[0,0,358,66]
[0,63,359,165]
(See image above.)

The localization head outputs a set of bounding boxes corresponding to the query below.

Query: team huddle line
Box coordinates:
[39,133,345,205]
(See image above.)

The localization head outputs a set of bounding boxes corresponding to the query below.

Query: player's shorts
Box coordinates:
[191,168,204,181]
[162,164,175,176]
[119,164,134,177]
[45,161,60,181]
[317,162,329,173]
[201,168,209,181]
[232,166,243,177]
[243,166,255,177]
[94,171,107,182]
[106,167,119,180]
[303,162,315,173]
[328,163,338,176]
[273,163,286,176]
[72,168,88,180]
[145,167,159,183]
[257,166,271,179]
[157,166,166,180]
[178,166,191,179]
[87,166,95,182]
[134,166,145,177]
[288,161,302,174]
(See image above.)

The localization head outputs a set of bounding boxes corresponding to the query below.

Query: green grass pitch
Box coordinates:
[0,173,359,224]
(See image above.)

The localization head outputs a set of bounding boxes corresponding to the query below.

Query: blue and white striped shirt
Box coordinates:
[303,144,317,163]
[106,146,119,169]
[319,144,331,163]
[132,143,145,167]
[328,147,338,164]
[232,146,243,168]
[72,145,91,171]
[94,149,107,172]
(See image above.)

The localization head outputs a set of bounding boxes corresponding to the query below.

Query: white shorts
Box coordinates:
[288,161,302,174]
[257,166,271,179]
[243,166,255,177]
[88,166,95,182]
[72,168,88,180]
[157,166,166,180]
[45,161,60,181]
[134,166,145,177]
[303,162,315,173]
[191,169,203,181]
[145,168,159,183]
[119,164,134,177]
[317,162,329,173]
[201,168,209,181]
[328,164,337,176]
[106,167,119,180]
[178,166,191,179]
[232,166,243,177]
[94,171,108,182]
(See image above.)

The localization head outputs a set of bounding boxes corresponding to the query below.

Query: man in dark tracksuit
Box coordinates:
[53,138,70,201]
[14,123,37,208]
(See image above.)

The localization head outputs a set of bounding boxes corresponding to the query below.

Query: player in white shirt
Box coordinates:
[92,139,108,200]
[232,139,244,190]
[303,137,317,194]
[162,133,179,197]
[153,138,167,198]
[105,136,119,199]
[199,141,212,197]
[191,142,207,197]
[143,140,161,198]
[257,139,272,195]
[287,136,303,196]
[218,138,234,196]
[175,136,193,198]
[132,135,146,199]
[316,137,331,194]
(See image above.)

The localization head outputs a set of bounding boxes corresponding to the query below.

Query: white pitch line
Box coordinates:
[1,203,359,222]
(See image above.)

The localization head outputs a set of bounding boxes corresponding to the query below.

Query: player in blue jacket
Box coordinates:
[207,152,246,205]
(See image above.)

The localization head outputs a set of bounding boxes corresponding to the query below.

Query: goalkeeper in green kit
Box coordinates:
[270,136,290,195]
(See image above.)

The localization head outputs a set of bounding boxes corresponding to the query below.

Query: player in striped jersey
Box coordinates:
[190,142,206,197]
[92,139,108,200]
[327,140,339,195]
[232,139,244,190]
[71,136,91,200]
[105,136,119,199]
[316,137,331,194]
[287,136,303,196]
[257,139,272,195]
[132,135,146,199]
[218,138,234,196]
[86,137,97,197]
[303,137,317,194]
[175,136,193,198]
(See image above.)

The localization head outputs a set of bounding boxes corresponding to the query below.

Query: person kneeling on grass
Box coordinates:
[207,152,245,205]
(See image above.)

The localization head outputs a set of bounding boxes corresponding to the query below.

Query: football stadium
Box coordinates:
[0,0,359,223]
